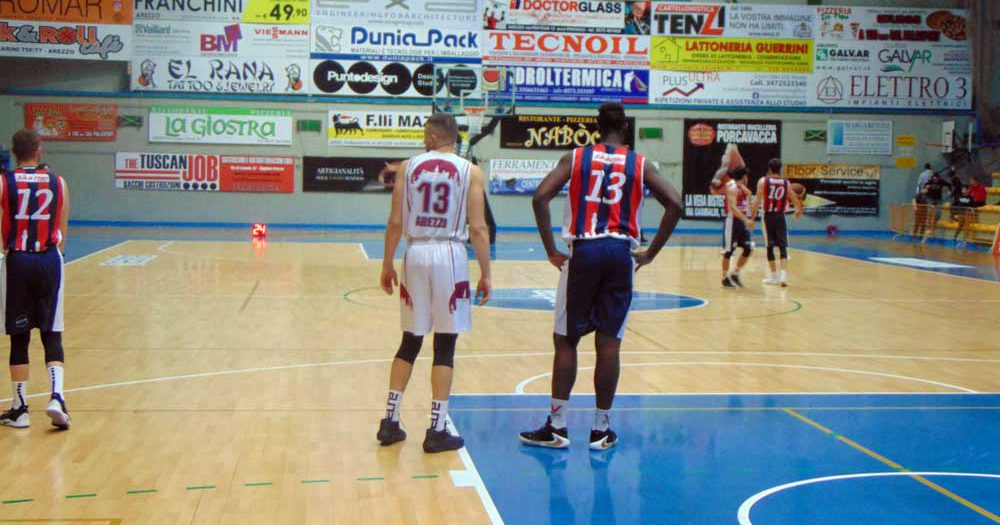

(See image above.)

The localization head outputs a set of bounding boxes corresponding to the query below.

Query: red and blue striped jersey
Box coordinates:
[724,181,750,216]
[562,144,645,247]
[2,167,65,252]
[762,177,789,213]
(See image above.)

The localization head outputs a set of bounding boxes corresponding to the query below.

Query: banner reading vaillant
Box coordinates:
[0,0,132,60]
[149,107,293,145]
[115,152,295,192]
[682,118,781,219]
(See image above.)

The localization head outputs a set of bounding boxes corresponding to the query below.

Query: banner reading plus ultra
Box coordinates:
[682,118,781,219]
[148,106,293,146]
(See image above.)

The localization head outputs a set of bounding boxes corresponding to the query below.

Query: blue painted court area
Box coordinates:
[450,394,1000,525]
[63,237,128,263]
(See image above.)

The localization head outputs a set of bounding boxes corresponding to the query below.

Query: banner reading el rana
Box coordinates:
[500,114,635,150]
[302,156,405,192]
[785,163,879,216]
[149,106,293,145]
[327,110,428,148]
[24,103,117,141]
[683,118,781,219]
[115,152,294,193]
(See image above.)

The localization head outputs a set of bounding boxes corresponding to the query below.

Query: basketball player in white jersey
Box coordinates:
[376,113,492,453]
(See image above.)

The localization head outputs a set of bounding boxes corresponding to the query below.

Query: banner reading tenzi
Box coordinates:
[327,110,428,148]
[24,103,117,141]
[500,114,636,150]
[115,152,294,193]
[682,119,781,219]
[0,0,132,60]
[785,164,879,216]
[149,107,293,145]
[302,156,405,193]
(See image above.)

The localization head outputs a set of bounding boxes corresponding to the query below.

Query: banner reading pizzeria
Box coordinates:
[683,119,781,219]
[500,114,636,150]
[302,157,405,193]
[149,107,293,146]
[785,164,880,216]
[24,103,117,141]
[114,152,294,193]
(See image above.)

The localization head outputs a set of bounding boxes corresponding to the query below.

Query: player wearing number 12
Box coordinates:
[377,114,492,453]
[0,129,72,431]
[521,103,683,451]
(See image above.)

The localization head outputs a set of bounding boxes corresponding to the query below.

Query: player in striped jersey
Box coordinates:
[520,103,683,450]
[750,158,802,287]
[721,168,754,288]
[1,129,72,430]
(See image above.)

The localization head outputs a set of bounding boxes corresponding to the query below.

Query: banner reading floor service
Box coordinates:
[785,163,880,216]
[682,118,781,219]
[149,106,293,145]
[115,152,294,193]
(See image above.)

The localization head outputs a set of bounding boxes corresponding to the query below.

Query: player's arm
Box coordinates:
[532,153,572,270]
[59,176,70,251]
[466,165,492,305]
[750,177,765,220]
[727,184,750,225]
[789,183,804,219]
[0,176,5,255]
[380,160,408,295]
[633,159,682,270]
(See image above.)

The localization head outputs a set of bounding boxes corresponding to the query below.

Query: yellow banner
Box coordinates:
[895,157,917,169]
[651,37,813,74]
[785,164,880,180]
[242,0,309,24]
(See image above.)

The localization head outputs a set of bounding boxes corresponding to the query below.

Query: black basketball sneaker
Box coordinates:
[722,276,736,288]
[0,405,30,428]
[377,418,406,446]
[519,417,570,449]
[729,273,744,288]
[423,426,464,453]
[589,428,618,451]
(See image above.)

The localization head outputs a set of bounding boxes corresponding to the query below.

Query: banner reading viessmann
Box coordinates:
[0,0,132,60]
[683,118,781,219]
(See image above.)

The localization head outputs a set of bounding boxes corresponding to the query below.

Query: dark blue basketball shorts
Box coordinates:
[554,238,634,340]
[2,249,65,335]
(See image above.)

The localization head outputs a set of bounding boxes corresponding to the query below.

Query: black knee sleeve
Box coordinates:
[767,246,776,261]
[779,246,788,259]
[41,331,64,363]
[9,332,30,366]
[722,250,734,259]
[742,245,752,258]
[394,331,423,364]
[432,333,457,368]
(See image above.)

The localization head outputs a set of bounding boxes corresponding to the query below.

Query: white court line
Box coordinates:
[447,415,506,525]
[797,247,999,285]
[737,472,1000,525]
[65,240,131,265]
[514,362,978,395]
[158,240,175,250]
[358,242,370,261]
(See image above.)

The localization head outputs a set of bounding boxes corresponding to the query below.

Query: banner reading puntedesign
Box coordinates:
[149,106,293,145]
[115,152,295,192]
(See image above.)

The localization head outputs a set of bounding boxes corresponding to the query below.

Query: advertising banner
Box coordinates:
[148,106,293,145]
[650,71,807,108]
[652,3,814,39]
[311,25,479,62]
[1,0,132,23]
[484,0,650,35]
[311,59,477,98]
[484,31,649,69]
[682,118,781,219]
[0,20,131,60]
[785,163,880,215]
[650,37,813,74]
[511,65,649,104]
[327,110,428,148]
[810,6,971,109]
[499,114,636,150]
[488,158,559,195]
[135,0,244,22]
[311,0,479,28]
[115,152,295,193]
[302,156,405,192]
[242,0,309,24]
[827,120,892,155]
[24,103,117,141]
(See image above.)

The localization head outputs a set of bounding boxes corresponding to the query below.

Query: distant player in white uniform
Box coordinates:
[376,113,492,453]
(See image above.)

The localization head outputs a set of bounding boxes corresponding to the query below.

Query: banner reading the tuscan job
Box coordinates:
[682,118,781,219]
[115,152,294,192]
[302,156,405,193]
[785,164,880,216]
[148,106,293,145]
[0,0,132,60]
[499,114,636,150]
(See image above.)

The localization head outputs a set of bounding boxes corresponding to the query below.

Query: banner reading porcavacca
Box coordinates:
[302,156,405,193]
[682,118,781,219]
[24,103,118,141]
[114,152,294,193]
[500,114,636,150]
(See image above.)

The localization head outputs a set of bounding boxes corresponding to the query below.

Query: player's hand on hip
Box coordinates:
[380,265,398,295]
[795,210,803,219]
[476,277,491,306]
[632,249,654,271]
[547,250,569,271]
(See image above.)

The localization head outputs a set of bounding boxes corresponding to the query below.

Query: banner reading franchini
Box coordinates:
[148,106,293,145]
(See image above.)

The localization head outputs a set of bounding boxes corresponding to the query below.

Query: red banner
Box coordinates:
[114,152,294,194]
[1,0,132,24]
[24,103,118,141]
[219,155,295,193]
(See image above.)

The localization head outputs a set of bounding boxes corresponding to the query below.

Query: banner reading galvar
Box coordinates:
[148,106,293,146]
[24,103,117,141]
[114,152,294,193]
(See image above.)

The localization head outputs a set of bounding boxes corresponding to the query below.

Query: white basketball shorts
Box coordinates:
[400,241,471,336]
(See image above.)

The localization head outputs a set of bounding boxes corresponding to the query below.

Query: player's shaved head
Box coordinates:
[12,128,41,161]
[597,102,628,138]
[426,113,459,145]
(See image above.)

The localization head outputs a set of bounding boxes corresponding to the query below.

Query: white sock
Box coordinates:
[430,399,448,431]
[11,382,27,409]
[780,270,788,281]
[385,390,403,422]
[48,366,64,398]
[732,267,740,275]
[593,409,611,432]
[549,397,569,429]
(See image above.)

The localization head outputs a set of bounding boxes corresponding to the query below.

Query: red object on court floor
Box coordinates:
[251,223,268,238]
[827,225,839,237]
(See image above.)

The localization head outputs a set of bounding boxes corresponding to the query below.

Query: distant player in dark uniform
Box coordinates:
[721,168,754,288]
[0,129,72,430]
[520,103,683,450]
[750,158,802,287]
